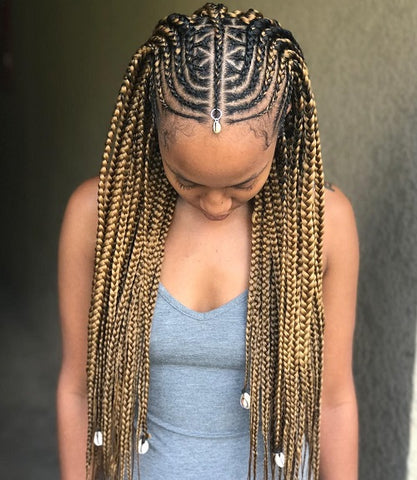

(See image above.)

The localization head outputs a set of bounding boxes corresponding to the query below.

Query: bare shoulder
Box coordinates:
[61,176,99,238]
[59,176,100,270]
[323,181,356,227]
[322,181,359,272]
[64,176,99,223]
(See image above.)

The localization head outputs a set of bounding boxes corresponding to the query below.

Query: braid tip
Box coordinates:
[273,451,285,468]
[138,438,150,454]
[240,391,251,409]
[93,431,103,446]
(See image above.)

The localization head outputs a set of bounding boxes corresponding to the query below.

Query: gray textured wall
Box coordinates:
[1,1,416,479]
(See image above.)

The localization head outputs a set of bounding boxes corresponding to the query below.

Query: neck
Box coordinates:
[175,197,251,231]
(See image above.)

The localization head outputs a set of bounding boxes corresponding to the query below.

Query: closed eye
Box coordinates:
[177,181,195,190]
[233,182,255,191]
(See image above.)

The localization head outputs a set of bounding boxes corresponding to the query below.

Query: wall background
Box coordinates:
[1,1,416,478]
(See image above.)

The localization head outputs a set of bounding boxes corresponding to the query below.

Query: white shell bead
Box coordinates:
[240,392,250,409]
[274,451,285,468]
[213,120,221,134]
[138,438,149,454]
[93,431,103,446]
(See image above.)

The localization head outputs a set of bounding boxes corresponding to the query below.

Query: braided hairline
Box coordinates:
[86,4,324,480]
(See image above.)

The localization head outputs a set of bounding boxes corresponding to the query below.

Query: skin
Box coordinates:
[57,120,359,479]
[158,122,275,311]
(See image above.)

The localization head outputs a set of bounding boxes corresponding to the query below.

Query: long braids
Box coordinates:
[86,3,325,479]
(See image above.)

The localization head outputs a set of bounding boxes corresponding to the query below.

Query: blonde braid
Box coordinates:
[86,65,137,471]
[259,178,276,478]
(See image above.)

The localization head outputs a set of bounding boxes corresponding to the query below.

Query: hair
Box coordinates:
[86,3,325,479]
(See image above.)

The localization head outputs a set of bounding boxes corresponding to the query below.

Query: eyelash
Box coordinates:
[236,184,255,191]
[177,182,194,190]
[177,181,255,191]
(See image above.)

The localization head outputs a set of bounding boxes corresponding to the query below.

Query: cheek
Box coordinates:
[230,191,258,209]
[234,176,270,203]
[162,168,182,195]
[232,191,255,203]
[254,167,273,195]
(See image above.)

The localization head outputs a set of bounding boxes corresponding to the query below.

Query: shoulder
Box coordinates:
[62,176,99,229]
[322,181,359,273]
[323,181,356,229]
[64,176,99,217]
[59,176,100,260]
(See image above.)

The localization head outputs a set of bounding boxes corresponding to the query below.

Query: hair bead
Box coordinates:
[240,391,251,409]
[273,451,285,468]
[211,108,222,133]
[93,431,103,447]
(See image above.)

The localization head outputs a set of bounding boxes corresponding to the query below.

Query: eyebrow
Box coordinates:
[164,160,270,188]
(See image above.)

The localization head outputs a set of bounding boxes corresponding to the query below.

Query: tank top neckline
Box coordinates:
[158,283,248,321]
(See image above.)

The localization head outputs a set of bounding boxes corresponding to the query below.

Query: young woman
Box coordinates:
[57,3,359,479]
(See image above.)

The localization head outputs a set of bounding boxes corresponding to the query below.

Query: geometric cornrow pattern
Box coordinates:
[86,3,324,480]
[150,5,301,125]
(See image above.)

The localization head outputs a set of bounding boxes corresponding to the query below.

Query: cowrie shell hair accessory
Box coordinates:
[138,437,149,454]
[273,451,285,468]
[240,391,250,409]
[93,431,103,446]
[211,108,222,134]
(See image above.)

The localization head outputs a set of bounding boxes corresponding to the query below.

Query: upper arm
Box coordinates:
[57,176,99,395]
[321,184,359,406]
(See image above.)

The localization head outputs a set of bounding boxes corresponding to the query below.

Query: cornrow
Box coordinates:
[86,3,324,479]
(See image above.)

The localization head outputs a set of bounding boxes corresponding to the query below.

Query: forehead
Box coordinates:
[157,97,282,151]
[158,121,276,186]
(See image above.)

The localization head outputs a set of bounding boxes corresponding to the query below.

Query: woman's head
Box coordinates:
[150,4,303,221]
[87,4,324,480]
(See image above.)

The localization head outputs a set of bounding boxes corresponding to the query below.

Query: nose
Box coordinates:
[199,189,232,217]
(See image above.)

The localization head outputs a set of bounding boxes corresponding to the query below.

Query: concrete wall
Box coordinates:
[1,1,416,478]
[408,319,417,477]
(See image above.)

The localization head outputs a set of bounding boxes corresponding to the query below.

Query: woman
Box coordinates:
[57,3,359,479]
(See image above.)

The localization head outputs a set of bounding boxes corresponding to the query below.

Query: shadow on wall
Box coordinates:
[353,106,417,480]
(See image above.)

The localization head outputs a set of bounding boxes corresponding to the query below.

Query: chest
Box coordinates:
[160,206,251,312]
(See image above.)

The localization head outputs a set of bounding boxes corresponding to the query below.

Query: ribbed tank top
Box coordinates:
[133,283,309,479]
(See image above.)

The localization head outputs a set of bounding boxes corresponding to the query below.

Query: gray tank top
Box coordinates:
[134,283,309,479]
